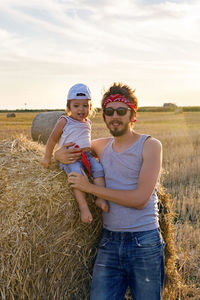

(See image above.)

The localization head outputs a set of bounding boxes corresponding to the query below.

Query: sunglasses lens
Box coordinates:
[117,108,127,116]
[104,108,114,116]
[104,107,129,116]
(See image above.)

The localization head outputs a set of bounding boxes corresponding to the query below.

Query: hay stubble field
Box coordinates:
[0,111,199,299]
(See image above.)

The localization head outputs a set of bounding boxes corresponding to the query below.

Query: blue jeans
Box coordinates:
[90,228,165,300]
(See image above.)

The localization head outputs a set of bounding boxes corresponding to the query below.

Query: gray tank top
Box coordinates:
[100,134,159,232]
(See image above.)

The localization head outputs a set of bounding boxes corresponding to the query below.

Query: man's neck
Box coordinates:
[112,129,140,152]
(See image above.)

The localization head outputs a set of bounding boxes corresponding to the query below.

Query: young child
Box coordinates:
[41,83,109,223]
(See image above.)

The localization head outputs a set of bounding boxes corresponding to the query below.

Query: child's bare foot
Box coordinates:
[79,206,93,223]
[95,198,109,213]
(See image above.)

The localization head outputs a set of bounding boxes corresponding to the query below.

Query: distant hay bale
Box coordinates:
[31,111,64,144]
[0,136,183,299]
[6,112,16,118]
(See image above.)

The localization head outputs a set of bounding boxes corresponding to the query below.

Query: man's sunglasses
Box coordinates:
[103,107,132,116]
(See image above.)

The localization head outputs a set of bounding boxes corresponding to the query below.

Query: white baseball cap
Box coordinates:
[67,83,92,101]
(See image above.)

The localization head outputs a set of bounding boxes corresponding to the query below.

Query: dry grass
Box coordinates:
[137,112,200,299]
[0,111,199,299]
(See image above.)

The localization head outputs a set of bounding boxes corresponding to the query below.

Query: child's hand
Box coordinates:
[40,157,51,169]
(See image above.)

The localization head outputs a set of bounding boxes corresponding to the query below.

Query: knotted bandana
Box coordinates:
[103,94,136,122]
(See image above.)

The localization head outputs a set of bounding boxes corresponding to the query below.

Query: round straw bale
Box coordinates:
[0,136,183,299]
[31,111,65,144]
[0,135,102,299]
[6,112,16,118]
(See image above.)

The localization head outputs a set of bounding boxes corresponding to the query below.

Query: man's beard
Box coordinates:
[106,121,129,137]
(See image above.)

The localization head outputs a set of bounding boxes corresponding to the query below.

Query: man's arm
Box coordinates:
[68,137,162,209]
[53,137,110,165]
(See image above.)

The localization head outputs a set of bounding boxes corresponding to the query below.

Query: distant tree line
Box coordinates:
[138,106,176,112]
[137,106,200,112]
[0,109,65,113]
[180,106,200,112]
[0,107,200,113]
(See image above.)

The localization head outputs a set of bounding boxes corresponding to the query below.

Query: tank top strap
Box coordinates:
[102,138,114,155]
[133,134,151,154]
[58,114,69,122]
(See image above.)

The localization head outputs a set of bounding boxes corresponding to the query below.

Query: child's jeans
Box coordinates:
[60,152,104,179]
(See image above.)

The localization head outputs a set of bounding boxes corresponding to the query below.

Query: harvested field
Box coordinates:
[0,111,199,299]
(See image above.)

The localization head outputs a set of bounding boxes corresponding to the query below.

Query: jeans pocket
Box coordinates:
[135,230,162,248]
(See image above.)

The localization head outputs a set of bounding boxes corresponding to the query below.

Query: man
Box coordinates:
[55,82,165,300]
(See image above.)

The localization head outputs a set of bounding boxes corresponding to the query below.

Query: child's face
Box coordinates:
[68,99,90,122]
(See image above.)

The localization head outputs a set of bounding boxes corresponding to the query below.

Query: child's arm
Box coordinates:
[41,117,67,168]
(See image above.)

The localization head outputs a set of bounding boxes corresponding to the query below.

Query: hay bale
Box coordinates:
[0,136,183,299]
[157,186,184,299]
[0,135,102,300]
[31,111,65,144]
[6,113,16,118]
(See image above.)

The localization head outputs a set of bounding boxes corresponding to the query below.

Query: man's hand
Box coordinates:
[68,170,90,192]
[54,143,82,164]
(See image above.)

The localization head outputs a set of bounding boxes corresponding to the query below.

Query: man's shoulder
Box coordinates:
[145,136,162,147]
[92,137,111,148]
[91,137,112,157]
[143,136,162,156]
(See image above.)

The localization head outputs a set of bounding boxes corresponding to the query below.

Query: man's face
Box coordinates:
[103,102,132,137]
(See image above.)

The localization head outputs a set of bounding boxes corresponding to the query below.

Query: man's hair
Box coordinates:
[101,82,138,111]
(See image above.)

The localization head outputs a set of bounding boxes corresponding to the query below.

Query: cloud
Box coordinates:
[0,0,200,108]
[1,0,200,59]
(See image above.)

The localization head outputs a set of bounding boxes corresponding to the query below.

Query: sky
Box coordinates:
[0,0,199,110]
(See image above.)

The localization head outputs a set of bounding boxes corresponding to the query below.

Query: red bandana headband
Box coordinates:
[103,94,136,122]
